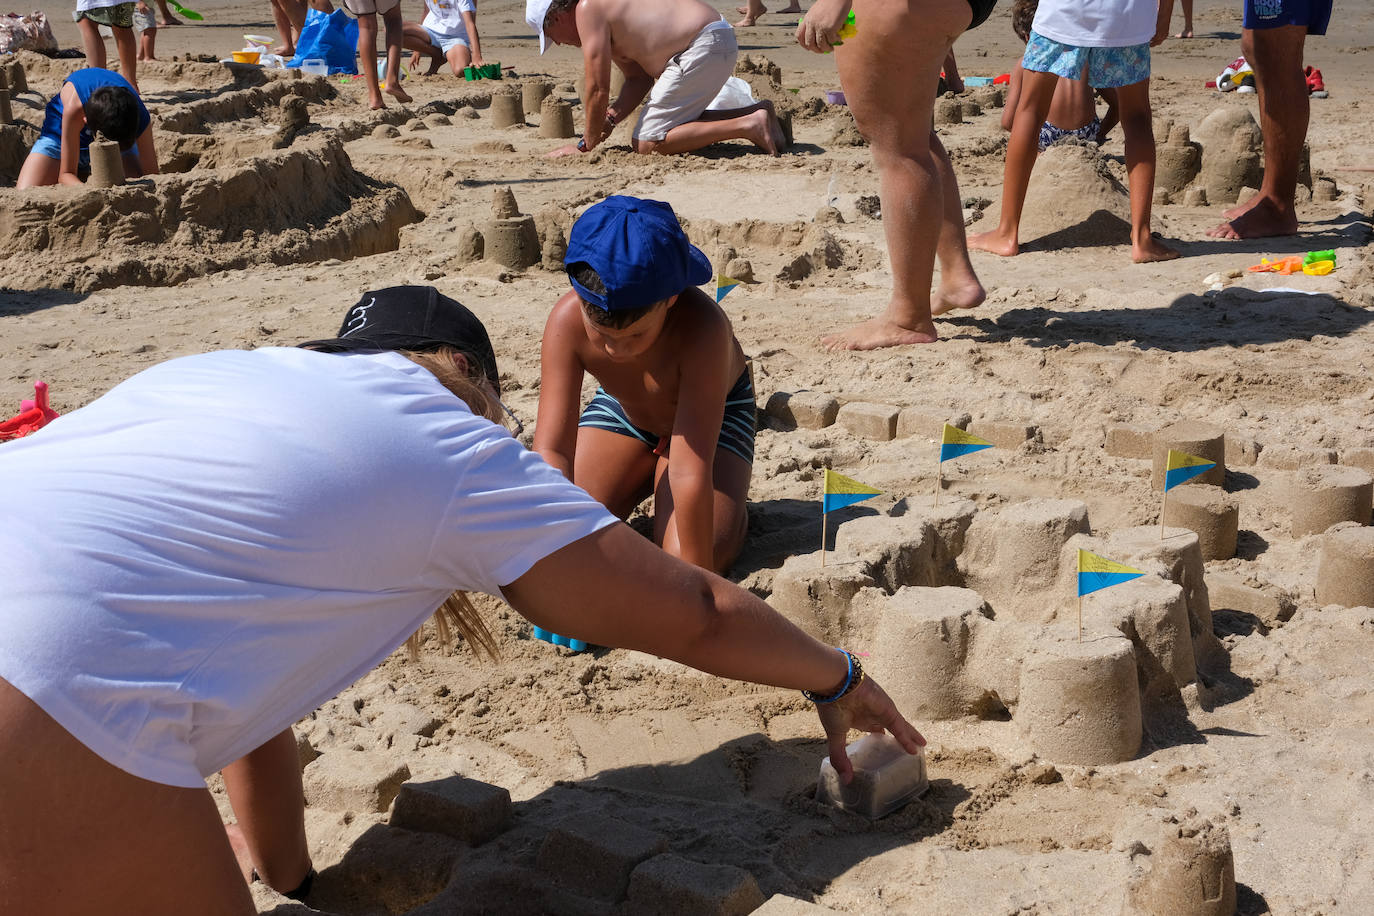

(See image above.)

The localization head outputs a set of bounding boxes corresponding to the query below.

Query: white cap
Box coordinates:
[526,0,556,54]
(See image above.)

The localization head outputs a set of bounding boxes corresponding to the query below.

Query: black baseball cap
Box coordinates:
[300,286,501,396]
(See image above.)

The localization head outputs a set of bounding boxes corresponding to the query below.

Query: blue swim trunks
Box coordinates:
[1244,0,1330,35]
[1039,115,1101,151]
[1023,30,1150,89]
[578,369,756,464]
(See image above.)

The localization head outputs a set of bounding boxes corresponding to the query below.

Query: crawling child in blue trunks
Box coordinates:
[534,195,754,574]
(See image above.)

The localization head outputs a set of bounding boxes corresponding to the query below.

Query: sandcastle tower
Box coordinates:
[1155,121,1202,195]
[1288,465,1372,536]
[89,133,125,188]
[1123,816,1237,916]
[1161,484,1238,561]
[488,90,524,128]
[959,498,1090,623]
[1018,630,1142,765]
[1019,144,1131,248]
[1194,107,1263,206]
[523,79,553,114]
[0,87,11,126]
[483,186,539,269]
[540,96,576,139]
[1152,420,1226,489]
[1315,526,1374,607]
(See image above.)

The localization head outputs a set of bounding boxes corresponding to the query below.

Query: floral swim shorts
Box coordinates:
[1022,30,1151,89]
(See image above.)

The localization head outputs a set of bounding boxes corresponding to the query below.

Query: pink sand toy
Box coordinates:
[0,380,60,441]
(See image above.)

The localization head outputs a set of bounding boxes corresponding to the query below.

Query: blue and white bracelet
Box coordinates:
[802,648,864,704]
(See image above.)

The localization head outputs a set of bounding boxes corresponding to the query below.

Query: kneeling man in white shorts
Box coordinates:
[528,0,787,157]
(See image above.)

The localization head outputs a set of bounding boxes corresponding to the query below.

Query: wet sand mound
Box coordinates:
[0,136,418,292]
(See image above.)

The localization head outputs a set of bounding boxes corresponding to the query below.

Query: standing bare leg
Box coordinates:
[78,17,107,69]
[381,6,412,103]
[928,129,985,314]
[357,12,385,108]
[967,67,1057,258]
[1207,25,1306,239]
[1114,78,1178,261]
[112,24,139,93]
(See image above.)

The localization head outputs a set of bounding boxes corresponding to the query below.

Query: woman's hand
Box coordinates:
[796,0,852,53]
[814,675,925,784]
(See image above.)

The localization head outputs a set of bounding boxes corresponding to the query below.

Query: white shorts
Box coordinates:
[633,19,737,143]
[341,0,400,17]
[426,27,470,54]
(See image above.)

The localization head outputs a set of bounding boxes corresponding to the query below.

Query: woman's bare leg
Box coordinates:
[0,677,254,916]
[821,0,973,349]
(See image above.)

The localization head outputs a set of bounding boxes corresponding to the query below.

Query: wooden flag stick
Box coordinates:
[1078,595,1082,643]
[934,464,941,507]
[820,508,827,567]
[1160,489,1167,539]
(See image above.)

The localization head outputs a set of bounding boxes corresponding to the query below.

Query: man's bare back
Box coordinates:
[585,0,721,78]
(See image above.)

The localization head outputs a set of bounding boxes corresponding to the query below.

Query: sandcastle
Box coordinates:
[1287,465,1372,536]
[1193,107,1262,206]
[88,134,124,188]
[522,78,552,115]
[482,186,540,269]
[539,96,576,140]
[1019,143,1130,249]
[487,90,524,129]
[771,496,1222,766]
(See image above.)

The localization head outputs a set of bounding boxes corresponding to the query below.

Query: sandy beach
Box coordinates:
[2,0,1373,912]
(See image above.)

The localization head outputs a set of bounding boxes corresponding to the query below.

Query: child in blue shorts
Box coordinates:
[16,68,158,189]
[970,0,1178,263]
[534,195,755,575]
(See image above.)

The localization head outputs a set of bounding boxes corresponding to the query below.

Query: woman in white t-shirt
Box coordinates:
[0,285,922,915]
[403,0,484,76]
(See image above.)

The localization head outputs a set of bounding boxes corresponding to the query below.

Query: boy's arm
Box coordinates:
[460,7,482,64]
[665,309,733,571]
[135,122,159,177]
[58,85,85,187]
[574,0,614,150]
[531,292,586,479]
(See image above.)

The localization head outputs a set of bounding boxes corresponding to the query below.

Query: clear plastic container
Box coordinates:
[300,59,328,77]
[817,734,928,819]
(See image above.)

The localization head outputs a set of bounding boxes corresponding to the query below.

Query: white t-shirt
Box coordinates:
[423,0,476,40]
[1032,0,1157,48]
[0,348,615,788]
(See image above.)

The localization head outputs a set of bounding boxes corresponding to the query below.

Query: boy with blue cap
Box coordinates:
[534,195,755,574]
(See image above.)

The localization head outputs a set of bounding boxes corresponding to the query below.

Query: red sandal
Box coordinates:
[1306,66,1328,97]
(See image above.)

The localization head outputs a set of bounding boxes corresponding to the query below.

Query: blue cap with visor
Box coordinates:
[564,195,713,311]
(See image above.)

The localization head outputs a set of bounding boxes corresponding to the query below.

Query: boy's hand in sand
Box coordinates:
[815,676,925,785]
[546,144,582,158]
[796,0,852,53]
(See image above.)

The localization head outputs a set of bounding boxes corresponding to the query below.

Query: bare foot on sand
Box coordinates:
[822,317,939,350]
[742,109,782,156]
[967,228,1019,257]
[369,95,387,110]
[1132,235,1181,262]
[273,44,294,57]
[931,278,986,315]
[160,14,181,25]
[385,84,413,104]
[735,14,760,26]
[1206,196,1298,239]
[1175,28,1193,38]
[1222,192,1260,221]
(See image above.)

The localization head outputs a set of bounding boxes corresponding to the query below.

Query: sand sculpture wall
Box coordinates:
[0,136,417,292]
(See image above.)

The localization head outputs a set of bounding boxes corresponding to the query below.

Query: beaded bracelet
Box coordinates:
[802,648,864,704]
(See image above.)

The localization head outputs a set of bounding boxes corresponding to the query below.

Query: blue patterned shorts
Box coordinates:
[1039,115,1101,151]
[1022,31,1151,89]
[578,369,756,464]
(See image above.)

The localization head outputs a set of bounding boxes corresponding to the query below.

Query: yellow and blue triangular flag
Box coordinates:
[1077,549,1144,597]
[715,275,741,303]
[1164,449,1215,491]
[940,423,993,463]
[823,468,880,513]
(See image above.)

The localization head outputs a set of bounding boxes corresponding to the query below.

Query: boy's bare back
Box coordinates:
[545,286,745,437]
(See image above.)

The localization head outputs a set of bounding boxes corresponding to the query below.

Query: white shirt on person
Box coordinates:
[0,347,614,788]
[1032,0,1157,48]
[423,0,477,41]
